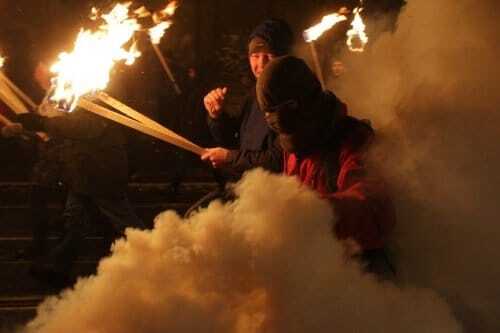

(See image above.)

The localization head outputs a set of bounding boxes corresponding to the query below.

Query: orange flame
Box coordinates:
[161,1,178,18]
[347,7,368,52]
[304,13,348,42]
[149,21,173,44]
[149,1,178,44]
[134,6,151,18]
[0,55,4,68]
[90,7,99,20]
[50,3,142,111]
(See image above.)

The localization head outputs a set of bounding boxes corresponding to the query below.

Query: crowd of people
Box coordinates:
[0,17,396,287]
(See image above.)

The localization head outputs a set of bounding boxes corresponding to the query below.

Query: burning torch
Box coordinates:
[303,10,348,90]
[48,2,203,155]
[303,4,369,88]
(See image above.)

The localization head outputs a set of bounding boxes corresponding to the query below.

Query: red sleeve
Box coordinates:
[325,148,396,250]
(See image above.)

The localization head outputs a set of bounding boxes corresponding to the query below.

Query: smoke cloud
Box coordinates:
[331,0,500,332]
[22,170,460,333]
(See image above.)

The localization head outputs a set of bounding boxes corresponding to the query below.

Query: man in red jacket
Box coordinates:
[256,56,396,277]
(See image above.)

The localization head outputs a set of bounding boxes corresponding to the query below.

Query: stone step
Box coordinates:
[0,203,190,237]
[0,260,97,296]
[0,236,110,261]
[0,305,36,331]
[0,179,218,327]
[0,182,218,207]
[0,296,41,310]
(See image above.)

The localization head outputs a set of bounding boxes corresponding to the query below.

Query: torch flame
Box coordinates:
[149,21,172,45]
[50,3,142,111]
[304,13,347,42]
[161,1,178,17]
[153,1,178,23]
[149,1,178,44]
[90,7,99,20]
[346,7,368,52]
[0,55,4,68]
[134,6,151,18]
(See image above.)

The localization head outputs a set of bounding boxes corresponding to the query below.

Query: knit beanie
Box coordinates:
[248,19,293,56]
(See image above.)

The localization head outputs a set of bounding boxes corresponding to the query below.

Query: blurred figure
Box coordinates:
[17,106,144,286]
[13,65,144,286]
[329,59,346,91]
[331,59,345,78]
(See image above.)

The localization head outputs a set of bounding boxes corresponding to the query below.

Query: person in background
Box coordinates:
[201,18,293,173]
[186,19,293,216]
[14,66,144,285]
[257,55,396,278]
[329,59,346,92]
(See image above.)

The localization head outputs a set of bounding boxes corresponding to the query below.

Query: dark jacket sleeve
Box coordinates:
[226,131,283,173]
[18,109,109,141]
[206,110,241,148]
[205,94,257,148]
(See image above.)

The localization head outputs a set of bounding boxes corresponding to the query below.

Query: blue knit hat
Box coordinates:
[248,19,293,56]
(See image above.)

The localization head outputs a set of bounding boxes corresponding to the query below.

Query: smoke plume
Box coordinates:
[23,170,460,333]
[332,0,500,332]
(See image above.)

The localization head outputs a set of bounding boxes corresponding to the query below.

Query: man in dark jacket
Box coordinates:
[257,56,396,278]
[17,107,144,284]
[201,18,293,176]
[185,19,292,216]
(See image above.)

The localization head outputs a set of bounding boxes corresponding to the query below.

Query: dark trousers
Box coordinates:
[29,184,51,256]
[47,191,144,272]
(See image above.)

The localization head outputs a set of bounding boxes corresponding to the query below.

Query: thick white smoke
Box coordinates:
[22,169,460,333]
[331,0,500,332]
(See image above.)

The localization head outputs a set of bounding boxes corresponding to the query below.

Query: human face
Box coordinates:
[249,52,275,78]
[331,60,345,78]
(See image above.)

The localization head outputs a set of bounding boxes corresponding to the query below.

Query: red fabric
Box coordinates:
[284,133,396,250]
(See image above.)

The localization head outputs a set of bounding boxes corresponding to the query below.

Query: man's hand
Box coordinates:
[1,123,23,138]
[203,87,228,119]
[201,147,231,168]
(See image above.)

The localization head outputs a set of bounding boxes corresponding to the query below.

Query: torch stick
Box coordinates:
[95,91,193,146]
[151,43,182,95]
[0,71,37,110]
[78,98,204,156]
[309,42,325,90]
[0,81,29,114]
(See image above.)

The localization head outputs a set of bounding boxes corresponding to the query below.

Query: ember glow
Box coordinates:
[347,7,368,52]
[50,3,142,111]
[303,13,348,42]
